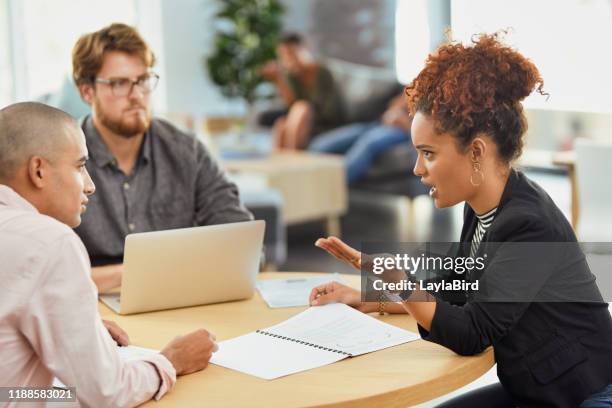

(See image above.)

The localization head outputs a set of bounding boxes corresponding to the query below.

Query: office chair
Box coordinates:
[575,138,612,242]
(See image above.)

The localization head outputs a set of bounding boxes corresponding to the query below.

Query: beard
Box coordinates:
[94,100,151,138]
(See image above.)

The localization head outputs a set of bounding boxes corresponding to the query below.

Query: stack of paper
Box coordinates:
[256,273,343,308]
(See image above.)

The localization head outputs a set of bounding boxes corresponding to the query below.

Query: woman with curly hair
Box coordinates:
[309,33,612,407]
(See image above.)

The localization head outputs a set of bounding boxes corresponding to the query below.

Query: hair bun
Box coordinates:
[405,31,546,163]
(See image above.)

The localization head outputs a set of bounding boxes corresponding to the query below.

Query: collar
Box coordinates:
[0,185,39,214]
[475,207,497,221]
[460,168,520,242]
[468,168,520,217]
[495,168,521,215]
[82,115,151,169]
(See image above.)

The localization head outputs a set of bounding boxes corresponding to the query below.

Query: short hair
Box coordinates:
[280,32,303,46]
[0,102,76,182]
[405,32,546,163]
[72,23,155,86]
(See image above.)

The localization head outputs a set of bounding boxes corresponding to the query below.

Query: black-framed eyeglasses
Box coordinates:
[94,72,160,97]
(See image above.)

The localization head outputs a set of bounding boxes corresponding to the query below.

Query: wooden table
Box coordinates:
[224,152,348,236]
[99,272,494,407]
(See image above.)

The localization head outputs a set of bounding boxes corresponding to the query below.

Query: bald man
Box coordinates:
[0,102,217,407]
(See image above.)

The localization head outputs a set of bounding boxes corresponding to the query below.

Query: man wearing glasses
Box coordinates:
[72,23,252,293]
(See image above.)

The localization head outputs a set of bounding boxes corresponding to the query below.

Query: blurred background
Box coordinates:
[1,0,611,270]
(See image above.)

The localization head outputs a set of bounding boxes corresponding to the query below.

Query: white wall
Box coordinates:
[158,0,245,117]
[451,0,612,114]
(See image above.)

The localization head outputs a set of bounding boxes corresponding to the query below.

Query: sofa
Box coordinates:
[321,58,429,198]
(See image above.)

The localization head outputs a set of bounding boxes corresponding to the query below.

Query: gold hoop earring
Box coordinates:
[470,161,485,187]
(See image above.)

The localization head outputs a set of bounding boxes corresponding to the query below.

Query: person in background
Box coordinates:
[71,23,253,293]
[309,33,612,407]
[308,93,412,184]
[260,32,345,150]
[0,102,217,407]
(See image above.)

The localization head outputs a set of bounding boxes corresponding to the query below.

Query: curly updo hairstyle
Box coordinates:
[405,32,546,163]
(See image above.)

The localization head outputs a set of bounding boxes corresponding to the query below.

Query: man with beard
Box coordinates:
[72,23,252,293]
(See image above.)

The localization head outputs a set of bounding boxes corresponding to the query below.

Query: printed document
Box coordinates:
[256,273,344,308]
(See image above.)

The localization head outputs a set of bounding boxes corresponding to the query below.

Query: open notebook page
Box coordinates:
[210,331,346,380]
[211,303,419,379]
[264,303,419,356]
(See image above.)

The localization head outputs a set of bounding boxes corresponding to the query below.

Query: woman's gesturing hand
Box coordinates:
[315,236,362,270]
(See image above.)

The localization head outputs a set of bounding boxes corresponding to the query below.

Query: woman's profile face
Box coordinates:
[411,112,475,208]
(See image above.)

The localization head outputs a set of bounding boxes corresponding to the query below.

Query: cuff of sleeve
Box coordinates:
[399,287,413,301]
[417,323,430,339]
[398,272,416,300]
[418,298,462,346]
[144,354,177,400]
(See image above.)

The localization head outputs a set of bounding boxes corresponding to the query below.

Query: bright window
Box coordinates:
[394,0,430,85]
[0,0,12,107]
[451,0,612,113]
[11,0,137,101]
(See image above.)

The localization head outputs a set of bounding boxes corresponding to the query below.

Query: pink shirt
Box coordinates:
[0,185,176,407]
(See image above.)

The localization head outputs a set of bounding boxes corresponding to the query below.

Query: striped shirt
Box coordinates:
[469,207,497,259]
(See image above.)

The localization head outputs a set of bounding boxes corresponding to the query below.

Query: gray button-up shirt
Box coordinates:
[75,116,252,266]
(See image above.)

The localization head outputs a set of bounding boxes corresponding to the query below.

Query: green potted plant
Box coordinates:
[206,0,284,110]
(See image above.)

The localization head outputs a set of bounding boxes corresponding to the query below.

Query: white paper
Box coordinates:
[211,303,419,379]
[265,303,420,356]
[210,332,345,380]
[256,273,343,308]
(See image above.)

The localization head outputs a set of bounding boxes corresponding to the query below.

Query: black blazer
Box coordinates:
[418,170,612,407]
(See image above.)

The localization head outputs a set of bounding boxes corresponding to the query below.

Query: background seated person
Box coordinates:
[71,23,253,293]
[0,102,217,407]
[308,93,413,185]
[260,32,345,150]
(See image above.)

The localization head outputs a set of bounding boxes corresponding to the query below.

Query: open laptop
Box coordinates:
[99,220,265,315]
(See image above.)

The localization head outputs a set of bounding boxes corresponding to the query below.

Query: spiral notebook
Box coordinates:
[210,303,419,379]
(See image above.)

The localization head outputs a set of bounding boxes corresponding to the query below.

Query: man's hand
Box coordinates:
[161,329,218,375]
[103,319,130,346]
[260,61,280,80]
[381,108,413,131]
[92,264,123,294]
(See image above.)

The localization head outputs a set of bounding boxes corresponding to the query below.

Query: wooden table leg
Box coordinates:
[552,151,578,232]
[569,166,579,231]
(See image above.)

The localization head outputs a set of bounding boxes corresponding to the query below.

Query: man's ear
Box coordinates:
[79,83,95,106]
[27,156,48,189]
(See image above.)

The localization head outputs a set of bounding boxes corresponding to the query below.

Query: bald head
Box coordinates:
[0,102,78,183]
